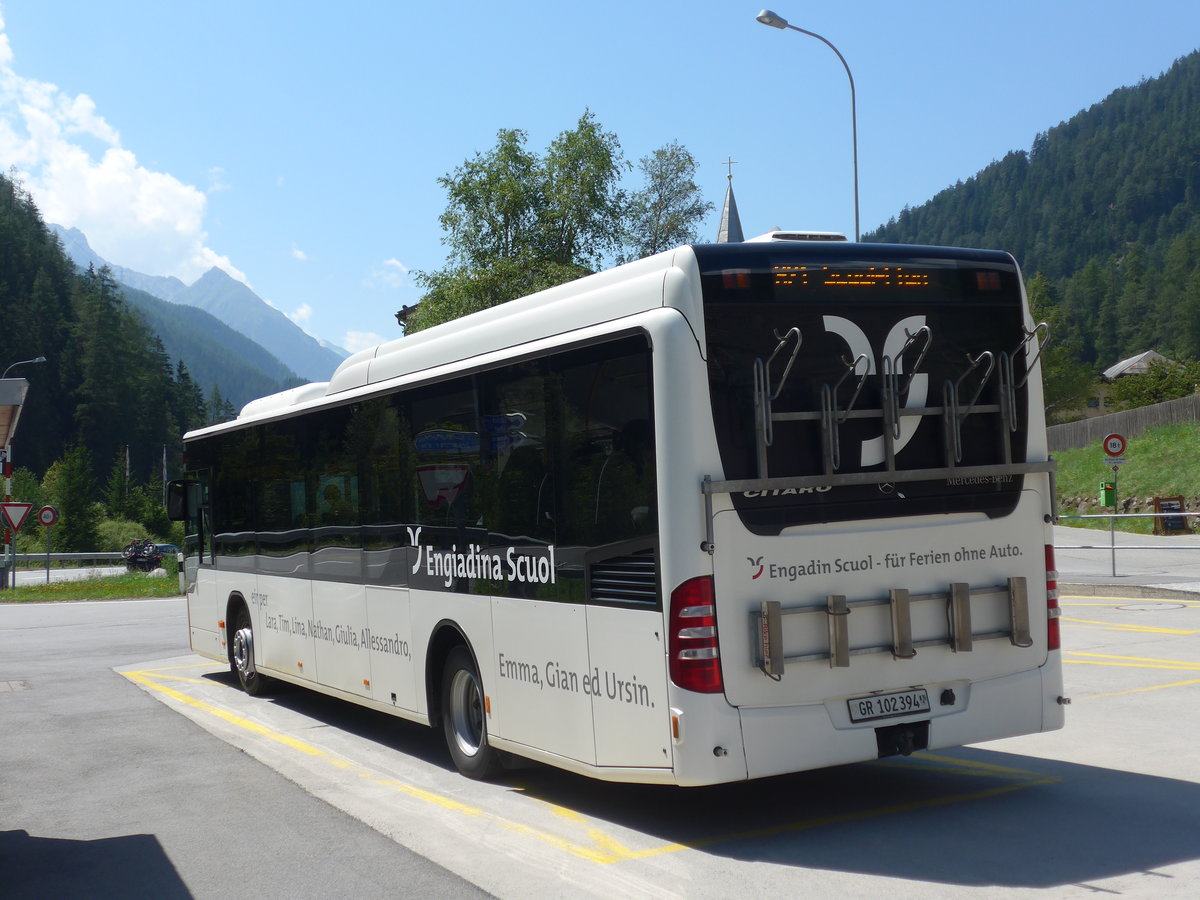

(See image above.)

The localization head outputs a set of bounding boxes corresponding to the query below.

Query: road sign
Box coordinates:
[1,502,33,532]
[37,505,58,527]
[1103,433,1127,457]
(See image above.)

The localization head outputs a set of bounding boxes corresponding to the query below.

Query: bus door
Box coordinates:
[171,473,224,661]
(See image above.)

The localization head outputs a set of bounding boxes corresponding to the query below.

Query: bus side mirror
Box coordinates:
[167,480,199,521]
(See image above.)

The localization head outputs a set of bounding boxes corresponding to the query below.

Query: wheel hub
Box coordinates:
[233,627,255,677]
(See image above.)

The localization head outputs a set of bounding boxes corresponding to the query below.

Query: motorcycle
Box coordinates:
[122,538,164,572]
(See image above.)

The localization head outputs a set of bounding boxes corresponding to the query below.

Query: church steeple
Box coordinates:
[716,157,744,243]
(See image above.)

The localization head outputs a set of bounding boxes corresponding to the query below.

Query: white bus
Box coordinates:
[169,233,1064,786]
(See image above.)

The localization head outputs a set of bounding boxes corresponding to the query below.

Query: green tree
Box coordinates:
[1026,273,1095,422]
[174,360,208,433]
[207,384,237,425]
[103,449,137,521]
[1107,358,1200,409]
[10,467,48,555]
[68,266,135,471]
[538,111,627,269]
[410,111,653,334]
[436,128,542,267]
[43,444,99,552]
[10,467,46,511]
[621,141,713,262]
[132,475,169,537]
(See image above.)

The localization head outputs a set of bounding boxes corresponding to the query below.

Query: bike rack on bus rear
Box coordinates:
[753,578,1033,676]
[701,321,1055,677]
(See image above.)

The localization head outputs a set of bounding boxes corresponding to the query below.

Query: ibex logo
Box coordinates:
[407,526,423,574]
[747,556,765,580]
[822,315,928,466]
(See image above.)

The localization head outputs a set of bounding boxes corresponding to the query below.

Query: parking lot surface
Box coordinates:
[114,586,1200,898]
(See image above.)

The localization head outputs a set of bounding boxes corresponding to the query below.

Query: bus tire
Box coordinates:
[441,646,501,780]
[231,604,272,696]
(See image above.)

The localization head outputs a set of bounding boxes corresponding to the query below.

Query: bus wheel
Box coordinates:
[231,605,272,696]
[441,646,501,780]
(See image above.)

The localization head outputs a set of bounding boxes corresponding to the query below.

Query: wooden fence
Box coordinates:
[1048,394,1200,452]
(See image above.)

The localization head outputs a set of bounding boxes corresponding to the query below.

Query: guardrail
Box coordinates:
[1056,511,1200,576]
[12,552,125,566]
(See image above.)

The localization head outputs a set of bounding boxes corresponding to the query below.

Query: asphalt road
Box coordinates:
[0,598,489,900]
[3,536,1199,897]
[10,565,127,586]
[1055,522,1200,591]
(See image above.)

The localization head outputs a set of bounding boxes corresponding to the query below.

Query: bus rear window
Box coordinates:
[695,243,1031,533]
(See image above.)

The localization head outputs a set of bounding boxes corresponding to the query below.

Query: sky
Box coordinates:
[1,1,1198,359]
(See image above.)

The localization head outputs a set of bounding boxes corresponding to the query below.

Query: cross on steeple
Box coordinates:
[716,156,744,243]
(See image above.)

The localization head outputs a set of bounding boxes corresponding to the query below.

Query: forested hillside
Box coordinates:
[0,173,213,481]
[120,284,302,405]
[870,50,1200,375]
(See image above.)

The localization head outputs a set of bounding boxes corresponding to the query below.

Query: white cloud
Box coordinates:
[291,243,308,261]
[207,166,231,193]
[365,257,411,289]
[0,18,241,284]
[343,330,387,353]
[288,303,313,327]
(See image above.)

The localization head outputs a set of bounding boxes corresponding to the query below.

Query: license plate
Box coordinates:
[847,688,931,723]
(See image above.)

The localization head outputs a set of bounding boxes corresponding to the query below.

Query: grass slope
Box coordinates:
[1,569,182,603]
[1052,421,1200,533]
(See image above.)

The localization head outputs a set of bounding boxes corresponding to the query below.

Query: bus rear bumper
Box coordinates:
[738,663,1064,781]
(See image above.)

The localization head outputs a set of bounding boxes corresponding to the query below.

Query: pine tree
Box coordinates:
[43,444,99,552]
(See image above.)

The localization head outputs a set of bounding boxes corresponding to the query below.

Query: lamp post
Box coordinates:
[755,9,860,242]
[2,355,47,379]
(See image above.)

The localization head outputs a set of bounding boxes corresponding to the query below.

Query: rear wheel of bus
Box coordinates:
[231,603,273,696]
[441,646,501,780]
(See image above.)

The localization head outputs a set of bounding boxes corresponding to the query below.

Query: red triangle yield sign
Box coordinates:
[1,502,33,532]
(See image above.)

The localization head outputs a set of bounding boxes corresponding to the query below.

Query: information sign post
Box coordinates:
[1103,434,1127,577]
[39,506,58,584]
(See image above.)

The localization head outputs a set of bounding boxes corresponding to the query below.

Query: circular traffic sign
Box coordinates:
[37,505,58,527]
[1103,433,1127,457]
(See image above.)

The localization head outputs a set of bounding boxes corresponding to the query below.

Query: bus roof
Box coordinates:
[185,238,1017,440]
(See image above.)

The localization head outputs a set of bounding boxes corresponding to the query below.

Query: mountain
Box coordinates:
[49,225,348,383]
[867,50,1200,375]
[48,225,304,407]
[51,226,189,299]
[173,267,347,382]
[120,282,302,406]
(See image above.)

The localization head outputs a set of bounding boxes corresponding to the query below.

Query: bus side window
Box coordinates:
[477,362,552,543]
[556,342,656,547]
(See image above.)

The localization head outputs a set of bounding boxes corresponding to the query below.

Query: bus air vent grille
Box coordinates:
[589,550,658,605]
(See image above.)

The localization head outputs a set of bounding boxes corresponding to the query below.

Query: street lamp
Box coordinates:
[2,355,47,379]
[755,9,860,241]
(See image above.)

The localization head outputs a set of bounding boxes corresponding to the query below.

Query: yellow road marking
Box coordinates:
[1063,651,1200,699]
[1061,616,1197,635]
[1083,678,1200,700]
[1066,651,1200,669]
[891,753,1054,779]
[120,663,1057,865]
[1060,596,1200,606]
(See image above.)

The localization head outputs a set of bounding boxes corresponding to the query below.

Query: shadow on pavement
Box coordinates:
[199,667,1200,890]
[0,830,190,899]
[510,748,1200,889]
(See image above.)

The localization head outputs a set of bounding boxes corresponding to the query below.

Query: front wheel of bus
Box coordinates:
[231,605,272,696]
[441,646,501,780]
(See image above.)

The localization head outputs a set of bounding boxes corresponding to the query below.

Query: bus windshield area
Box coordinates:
[695,243,1034,533]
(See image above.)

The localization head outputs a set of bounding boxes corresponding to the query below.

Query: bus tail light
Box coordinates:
[669,576,723,693]
[1045,544,1061,651]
